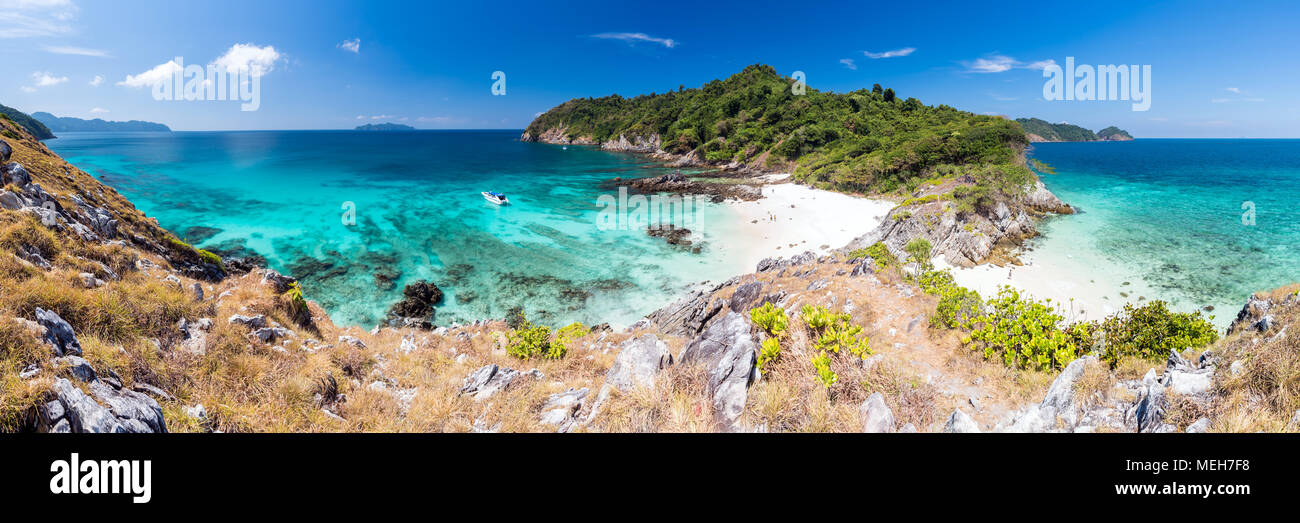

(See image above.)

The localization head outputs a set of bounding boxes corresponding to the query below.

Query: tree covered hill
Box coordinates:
[0,103,55,140]
[524,64,1031,196]
[32,112,171,132]
[1016,118,1133,142]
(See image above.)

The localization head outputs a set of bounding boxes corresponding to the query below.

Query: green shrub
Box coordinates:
[847,242,897,270]
[282,281,311,326]
[905,237,933,270]
[811,352,837,389]
[551,322,587,358]
[758,337,781,372]
[965,286,1088,371]
[1097,301,1217,368]
[506,322,555,360]
[916,269,984,329]
[750,302,788,337]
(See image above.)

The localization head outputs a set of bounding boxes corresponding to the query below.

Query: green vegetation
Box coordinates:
[917,269,985,330]
[1096,302,1217,368]
[758,337,781,373]
[904,237,933,271]
[847,242,898,269]
[1016,118,1132,142]
[799,305,871,389]
[966,286,1092,371]
[526,64,1031,195]
[1015,118,1096,141]
[0,103,55,140]
[283,281,311,326]
[505,314,582,360]
[750,302,789,338]
[1097,126,1134,140]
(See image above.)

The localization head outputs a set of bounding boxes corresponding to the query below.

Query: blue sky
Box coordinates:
[3,0,1298,136]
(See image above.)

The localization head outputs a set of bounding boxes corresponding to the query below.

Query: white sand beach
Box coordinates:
[936,240,1166,325]
[714,177,896,271]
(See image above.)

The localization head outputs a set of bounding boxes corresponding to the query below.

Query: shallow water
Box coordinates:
[1028,139,1300,327]
[47,130,749,328]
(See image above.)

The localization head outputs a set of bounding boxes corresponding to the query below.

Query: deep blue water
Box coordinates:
[46,130,744,327]
[1029,139,1300,324]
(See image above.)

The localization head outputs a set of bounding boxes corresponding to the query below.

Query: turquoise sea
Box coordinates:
[47,133,1300,329]
[1028,139,1300,325]
[46,130,746,328]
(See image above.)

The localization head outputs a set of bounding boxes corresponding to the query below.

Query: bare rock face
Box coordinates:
[860,392,896,433]
[944,409,981,433]
[36,308,82,357]
[680,312,759,431]
[604,334,674,392]
[645,283,728,337]
[600,134,661,153]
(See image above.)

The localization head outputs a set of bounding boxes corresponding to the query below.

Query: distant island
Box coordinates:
[355,122,416,131]
[1016,118,1133,142]
[33,112,171,133]
[0,103,55,139]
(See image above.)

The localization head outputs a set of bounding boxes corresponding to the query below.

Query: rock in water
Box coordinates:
[860,392,896,433]
[386,280,443,327]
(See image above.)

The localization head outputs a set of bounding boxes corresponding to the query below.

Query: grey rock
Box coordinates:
[899,423,918,433]
[88,380,166,433]
[36,308,82,357]
[0,139,10,162]
[605,334,673,392]
[1136,383,1166,433]
[459,364,521,400]
[192,282,204,301]
[51,379,124,433]
[53,356,96,382]
[944,409,981,433]
[18,363,40,379]
[728,282,764,313]
[860,392,896,433]
[680,312,758,430]
[0,190,21,210]
[252,327,291,343]
[539,387,589,427]
[227,314,267,330]
[1,162,31,187]
[1185,417,1211,433]
[338,335,367,348]
[131,383,173,402]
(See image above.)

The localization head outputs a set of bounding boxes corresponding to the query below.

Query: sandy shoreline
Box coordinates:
[713,176,895,271]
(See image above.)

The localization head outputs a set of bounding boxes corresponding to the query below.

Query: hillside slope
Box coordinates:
[1016,118,1133,142]
[32,112,171,133]
[0,104,55,140]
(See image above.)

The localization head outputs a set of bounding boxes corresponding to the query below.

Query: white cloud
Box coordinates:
[591,32,676,48]
[864,47,914,59]
[89,74,102,86]
[43,45,109,57]
[369,114,394,120]
[338,38,360,53]
[0,0,78,38]
[89,107,107,113]
[1225,87,1241,94]
[210,43,281,77]
[839,58,857,70]
[31,70,68,86]
[417,116,453,123]
[1023,59,1057,71]
[966,55,1016,73]
[118,59,181,88]
[20,86,35,93]
[964,55,1054,73]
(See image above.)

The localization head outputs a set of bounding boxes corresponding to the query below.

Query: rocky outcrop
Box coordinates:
[459,364,541,400]
[680,312,758,431]
[386,280,443,329]
[603,334,674,392]
[860,392,896,433]
[943,409,980,433]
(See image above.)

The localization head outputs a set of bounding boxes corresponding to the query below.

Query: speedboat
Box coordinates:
[482,191,509,205]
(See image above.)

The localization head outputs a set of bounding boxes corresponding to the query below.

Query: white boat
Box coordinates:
[482,191,509,205]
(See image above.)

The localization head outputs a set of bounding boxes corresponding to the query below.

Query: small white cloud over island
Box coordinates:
[591,32,676,48]
[32,70,68,86]
[338,38,360,53]
[118,59,182,88]
[89,107,108,113]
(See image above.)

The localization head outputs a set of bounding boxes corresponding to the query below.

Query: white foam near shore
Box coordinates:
[712,178,895,272]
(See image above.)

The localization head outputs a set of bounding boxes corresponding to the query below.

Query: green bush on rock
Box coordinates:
[1097,301,1217,368]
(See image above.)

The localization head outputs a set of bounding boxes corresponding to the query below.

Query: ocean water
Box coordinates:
[1028,139,1300,326]
[46,130,748,328]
